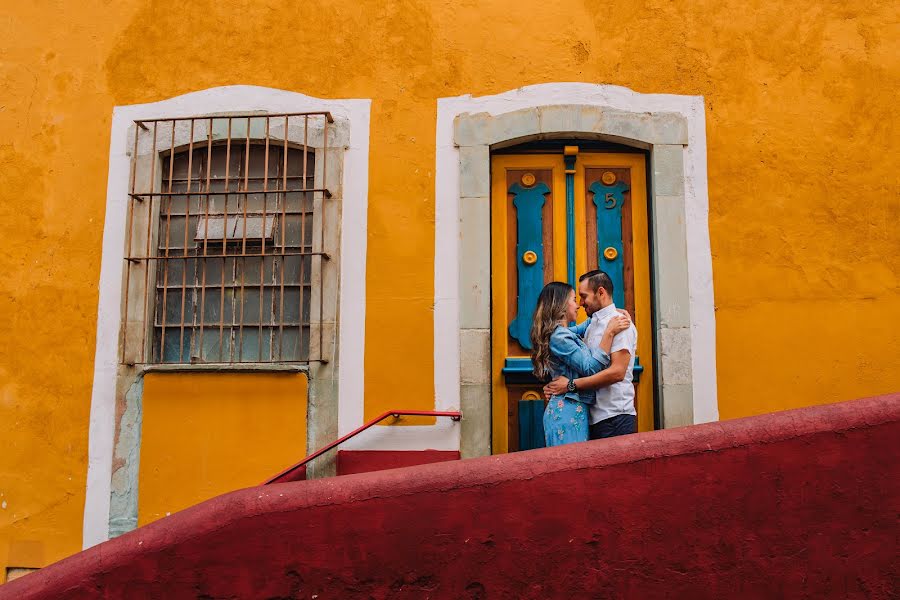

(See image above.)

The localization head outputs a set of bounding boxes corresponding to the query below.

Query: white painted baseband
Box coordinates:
[339,421,460,452]
[84,86,371,549]
[434,83,719,426]
[334,372,461,450]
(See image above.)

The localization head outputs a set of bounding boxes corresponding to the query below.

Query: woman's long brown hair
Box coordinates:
[530,281,573,380]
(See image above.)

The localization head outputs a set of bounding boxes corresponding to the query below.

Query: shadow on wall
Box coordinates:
[2,394,898,599]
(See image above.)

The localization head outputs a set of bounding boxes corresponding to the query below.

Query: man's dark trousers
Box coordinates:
[589,414,636,439]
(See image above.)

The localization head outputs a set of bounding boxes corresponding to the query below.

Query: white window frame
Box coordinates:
[84,86,371,548]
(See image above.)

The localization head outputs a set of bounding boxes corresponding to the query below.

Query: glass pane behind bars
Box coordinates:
[153,143,314,363]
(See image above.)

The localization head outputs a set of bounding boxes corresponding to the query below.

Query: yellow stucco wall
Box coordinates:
[1,0,897,579]
[137,372,307,527]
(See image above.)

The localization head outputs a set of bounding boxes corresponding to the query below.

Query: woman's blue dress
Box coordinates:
[542,324,610,446]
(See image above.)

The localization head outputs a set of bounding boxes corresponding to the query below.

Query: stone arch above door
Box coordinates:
[434,84,717,458]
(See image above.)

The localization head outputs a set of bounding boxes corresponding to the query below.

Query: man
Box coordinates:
[544,270,638,439]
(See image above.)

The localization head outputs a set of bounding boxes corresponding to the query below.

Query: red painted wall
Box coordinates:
[4,394,898,599]
[337,450,460,475]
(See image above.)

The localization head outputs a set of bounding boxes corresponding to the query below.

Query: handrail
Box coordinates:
[263,409,462,484]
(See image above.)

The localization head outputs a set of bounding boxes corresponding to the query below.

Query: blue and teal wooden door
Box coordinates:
[491,152,655,453]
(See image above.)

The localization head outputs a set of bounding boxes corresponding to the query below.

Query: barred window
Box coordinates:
[121,114,334,365]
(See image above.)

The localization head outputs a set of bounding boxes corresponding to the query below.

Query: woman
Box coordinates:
[530,281,630,446]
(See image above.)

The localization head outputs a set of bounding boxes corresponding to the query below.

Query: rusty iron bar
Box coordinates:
[129,360,323,366]
[237,117,251,362]
[220,118,232,362]
[178,118,196,362]
[121,122,140,359]
[259,118,270,361]
[300,115,308,362]
[197,118,214,363]
[129,189,330,197]
[141,122,159,363]
[152,284,311,292]
[158,121,177,363]
[279,116,290,360]
[319,115,328,363]
[134,111,333,124]
[125,252,329,261]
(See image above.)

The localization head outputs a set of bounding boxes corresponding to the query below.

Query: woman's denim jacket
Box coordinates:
[548,323,610,405]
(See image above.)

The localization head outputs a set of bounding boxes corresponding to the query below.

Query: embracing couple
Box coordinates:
[530,270,638,447]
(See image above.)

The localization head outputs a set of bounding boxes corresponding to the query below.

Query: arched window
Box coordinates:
[120,113,335,366]
[153,142,314,362]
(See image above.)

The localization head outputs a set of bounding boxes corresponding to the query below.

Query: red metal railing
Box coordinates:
[263,410,462,484]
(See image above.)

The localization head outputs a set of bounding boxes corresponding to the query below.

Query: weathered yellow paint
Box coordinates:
[137,372,307,526]
[0,0,897,578]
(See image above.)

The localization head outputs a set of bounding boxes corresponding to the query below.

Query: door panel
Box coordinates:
[580,156,654,434]
[505,387,547,453]
[492,151,655,453]
[584,167,631,311]
[504,168,555,354]
[492,156,565,454]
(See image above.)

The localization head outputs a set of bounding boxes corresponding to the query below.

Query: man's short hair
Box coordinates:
[578,269,614,297]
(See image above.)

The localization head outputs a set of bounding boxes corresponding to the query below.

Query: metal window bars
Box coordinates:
[120,113,333,365]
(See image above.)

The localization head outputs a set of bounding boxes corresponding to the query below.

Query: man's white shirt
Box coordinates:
[583,303,637,424]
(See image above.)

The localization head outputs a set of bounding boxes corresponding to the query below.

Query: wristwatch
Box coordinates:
[567,379,577,393]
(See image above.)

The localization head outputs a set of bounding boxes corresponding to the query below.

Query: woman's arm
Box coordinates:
[567,319,591,337]
[549,328,610,376]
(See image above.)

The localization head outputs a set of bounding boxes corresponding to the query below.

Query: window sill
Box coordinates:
[140,363,309,374]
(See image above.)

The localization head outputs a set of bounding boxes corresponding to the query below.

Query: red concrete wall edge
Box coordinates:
[3,393,898,599]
